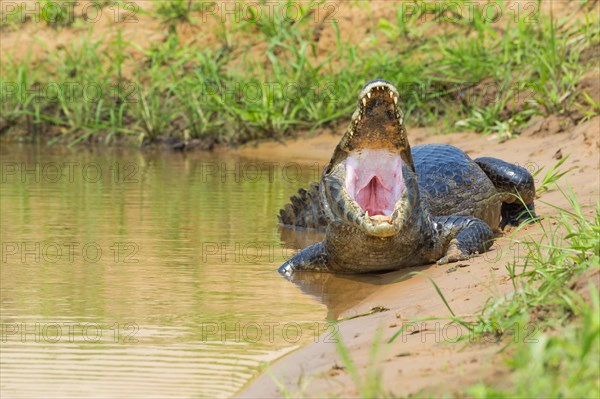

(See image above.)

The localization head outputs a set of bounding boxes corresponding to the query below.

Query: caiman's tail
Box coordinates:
[278,182,328,230]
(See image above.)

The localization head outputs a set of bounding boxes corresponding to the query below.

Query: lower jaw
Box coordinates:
[362,221,398,237]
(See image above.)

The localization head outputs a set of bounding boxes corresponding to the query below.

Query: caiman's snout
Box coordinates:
[351,80,403,140]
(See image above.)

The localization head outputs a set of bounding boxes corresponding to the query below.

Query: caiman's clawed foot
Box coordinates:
[278,242,329,277]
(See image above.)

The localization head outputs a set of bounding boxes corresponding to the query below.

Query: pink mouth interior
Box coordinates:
[345,149,405,216]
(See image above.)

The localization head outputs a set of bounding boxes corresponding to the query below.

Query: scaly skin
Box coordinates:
[278,79,537,275]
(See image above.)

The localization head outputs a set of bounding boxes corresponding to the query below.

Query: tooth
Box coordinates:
[389,92,393,98]
[365,210,369,218]
[362,98,367,106]
[393,96,398,104]
[367,92,371,98]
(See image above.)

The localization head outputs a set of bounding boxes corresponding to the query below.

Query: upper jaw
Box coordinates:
[359,79,400,102]
[344,80,405,149]
[357,79,402,120]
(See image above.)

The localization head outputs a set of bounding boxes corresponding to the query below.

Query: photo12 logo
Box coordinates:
[1,1,139,25]
[1,322,140,343]
[397,1,539,24]
[199,321,339,344]
[1,162,140,184]
[1,242,140,264]
[198,1,338,24]
[194,161,324,184]
[395,320,540,344]
[1,81,139,104]
[200,241,297,264]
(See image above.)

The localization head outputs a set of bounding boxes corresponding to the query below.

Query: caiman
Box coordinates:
[278,79,537,276]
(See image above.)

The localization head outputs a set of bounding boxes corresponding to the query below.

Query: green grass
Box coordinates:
[467,290,599,398]
[465,183,599,335]
[533,154,575,196]
[0,3,26,30]
[430,177,598,397]
[432,181,598,397]
[1,1,598,146]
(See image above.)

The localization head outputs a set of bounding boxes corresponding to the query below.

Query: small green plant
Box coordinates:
[523,15,583,115]
[533,154,575,196]
[154,0,204,24]
[333,326,387,398]
[578,91,600,122]
[39,0,75,28]
[377,2,429,42]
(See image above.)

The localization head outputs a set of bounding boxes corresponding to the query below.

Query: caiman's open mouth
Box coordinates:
[343,80,406,222]
[321,79,413,236]
[346,149,404,217]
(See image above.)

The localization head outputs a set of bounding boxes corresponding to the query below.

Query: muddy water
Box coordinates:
[0,144,331,398]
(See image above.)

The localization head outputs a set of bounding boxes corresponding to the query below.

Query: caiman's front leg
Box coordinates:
[433,216,495,264]
[278,241,329,277]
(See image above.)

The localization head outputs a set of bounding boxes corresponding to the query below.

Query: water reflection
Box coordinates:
[281,267,423,321]
[0,144,329,398]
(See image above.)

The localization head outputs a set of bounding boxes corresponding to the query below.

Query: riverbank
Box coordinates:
[1,1,598,148]
[238,114,599,397]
